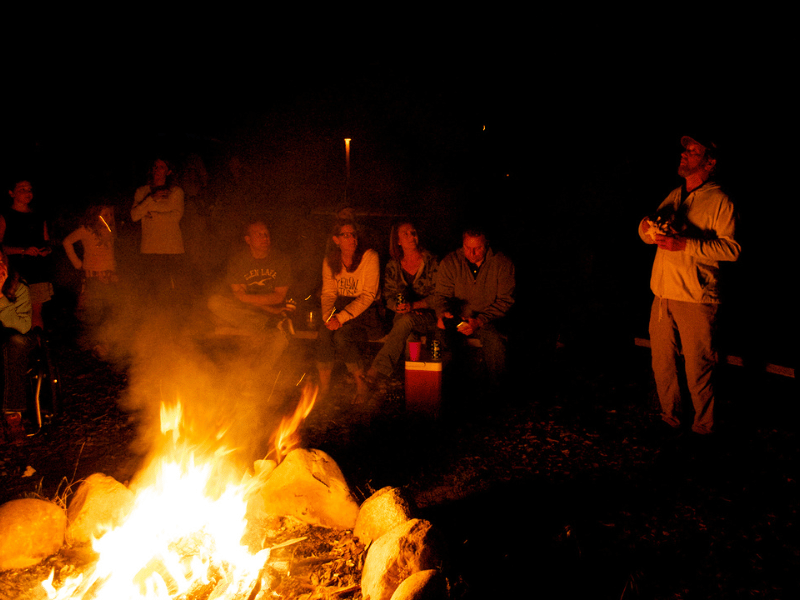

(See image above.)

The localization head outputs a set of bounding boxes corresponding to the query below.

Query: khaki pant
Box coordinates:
[649,297,720,435]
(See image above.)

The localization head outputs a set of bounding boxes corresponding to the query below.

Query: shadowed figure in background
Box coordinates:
[431,227,515,393]
[207,219,293,374]
[639,134,740,437]
[1,179,54,331]
[316,219,379,404]
[130,158,186,304]
[177,153,215,289]
[365,220,439,386]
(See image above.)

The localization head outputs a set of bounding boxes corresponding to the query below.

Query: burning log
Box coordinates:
[1,474,448,599]
[0,380,451,599]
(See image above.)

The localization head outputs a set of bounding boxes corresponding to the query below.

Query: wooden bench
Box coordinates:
[634,337,795,378]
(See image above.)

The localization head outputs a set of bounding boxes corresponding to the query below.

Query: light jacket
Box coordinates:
[382,250,439,313]
[131,185,185,254]
[0,282,32,334]
[639,180,740,304]
[321,249,380,324]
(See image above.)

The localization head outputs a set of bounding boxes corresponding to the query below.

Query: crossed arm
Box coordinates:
[231,284,288,314]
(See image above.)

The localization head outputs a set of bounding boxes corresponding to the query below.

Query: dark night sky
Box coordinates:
[3,45,796,366]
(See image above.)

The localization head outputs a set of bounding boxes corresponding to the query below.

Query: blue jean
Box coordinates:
[370,309,437,377]
[317,297,371,368]
[444,321,508,386]
[2,328,36,412]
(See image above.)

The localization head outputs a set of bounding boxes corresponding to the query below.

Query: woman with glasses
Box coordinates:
[317,219,379,404]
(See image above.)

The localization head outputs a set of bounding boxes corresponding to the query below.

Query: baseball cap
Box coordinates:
[681,135,719,151]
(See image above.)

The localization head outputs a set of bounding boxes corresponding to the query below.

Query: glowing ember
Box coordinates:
[40,394,303,599]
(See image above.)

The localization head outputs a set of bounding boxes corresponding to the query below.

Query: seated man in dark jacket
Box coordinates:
[430,227,515,388]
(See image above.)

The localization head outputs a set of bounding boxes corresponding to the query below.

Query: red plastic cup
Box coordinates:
[408,341,422,362]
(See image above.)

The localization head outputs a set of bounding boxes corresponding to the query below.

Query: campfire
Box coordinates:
[42,387,319,599]
[0,382,447,600]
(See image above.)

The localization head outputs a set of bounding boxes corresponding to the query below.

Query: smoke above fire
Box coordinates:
[109,304,290,465]
[81,203,316,473]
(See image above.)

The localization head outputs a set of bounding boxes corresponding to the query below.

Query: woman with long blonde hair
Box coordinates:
[365,220,439,383]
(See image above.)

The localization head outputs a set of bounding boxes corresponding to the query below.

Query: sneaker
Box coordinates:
[4,412,26,446]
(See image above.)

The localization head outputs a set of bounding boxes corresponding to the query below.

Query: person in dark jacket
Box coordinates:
[431,227,515,387]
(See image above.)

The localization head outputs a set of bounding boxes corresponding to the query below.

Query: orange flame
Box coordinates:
[42,401,271,599]
[160,400,183,444]
[270,382,317,464]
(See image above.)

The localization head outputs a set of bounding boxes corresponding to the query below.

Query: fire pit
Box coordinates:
[0,385,447,600]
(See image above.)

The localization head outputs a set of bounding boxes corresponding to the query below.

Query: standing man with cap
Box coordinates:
[639,134,741,437]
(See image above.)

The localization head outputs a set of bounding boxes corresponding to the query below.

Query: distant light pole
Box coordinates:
[344,138,351,202]
[344,138,351,181]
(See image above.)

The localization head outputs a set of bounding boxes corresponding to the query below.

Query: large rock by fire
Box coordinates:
[390,569,448,600]
[0,498,66,571]
[249,448,360,530]
[355,486,414,546]
[361,518,446,600]
[66,473,135,546]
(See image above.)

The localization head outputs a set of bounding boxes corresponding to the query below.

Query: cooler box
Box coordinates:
[405,361,442,418]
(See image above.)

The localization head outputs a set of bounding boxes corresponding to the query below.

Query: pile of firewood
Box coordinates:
[254,518,366,599]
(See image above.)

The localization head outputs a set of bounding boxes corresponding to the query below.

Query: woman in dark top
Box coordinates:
[366,220,439,382]
[0,179,52,330]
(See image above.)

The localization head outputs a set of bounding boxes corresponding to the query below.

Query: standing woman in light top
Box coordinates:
[317,219,380,403]
[63,205,118,355]
[130,158,185,300]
